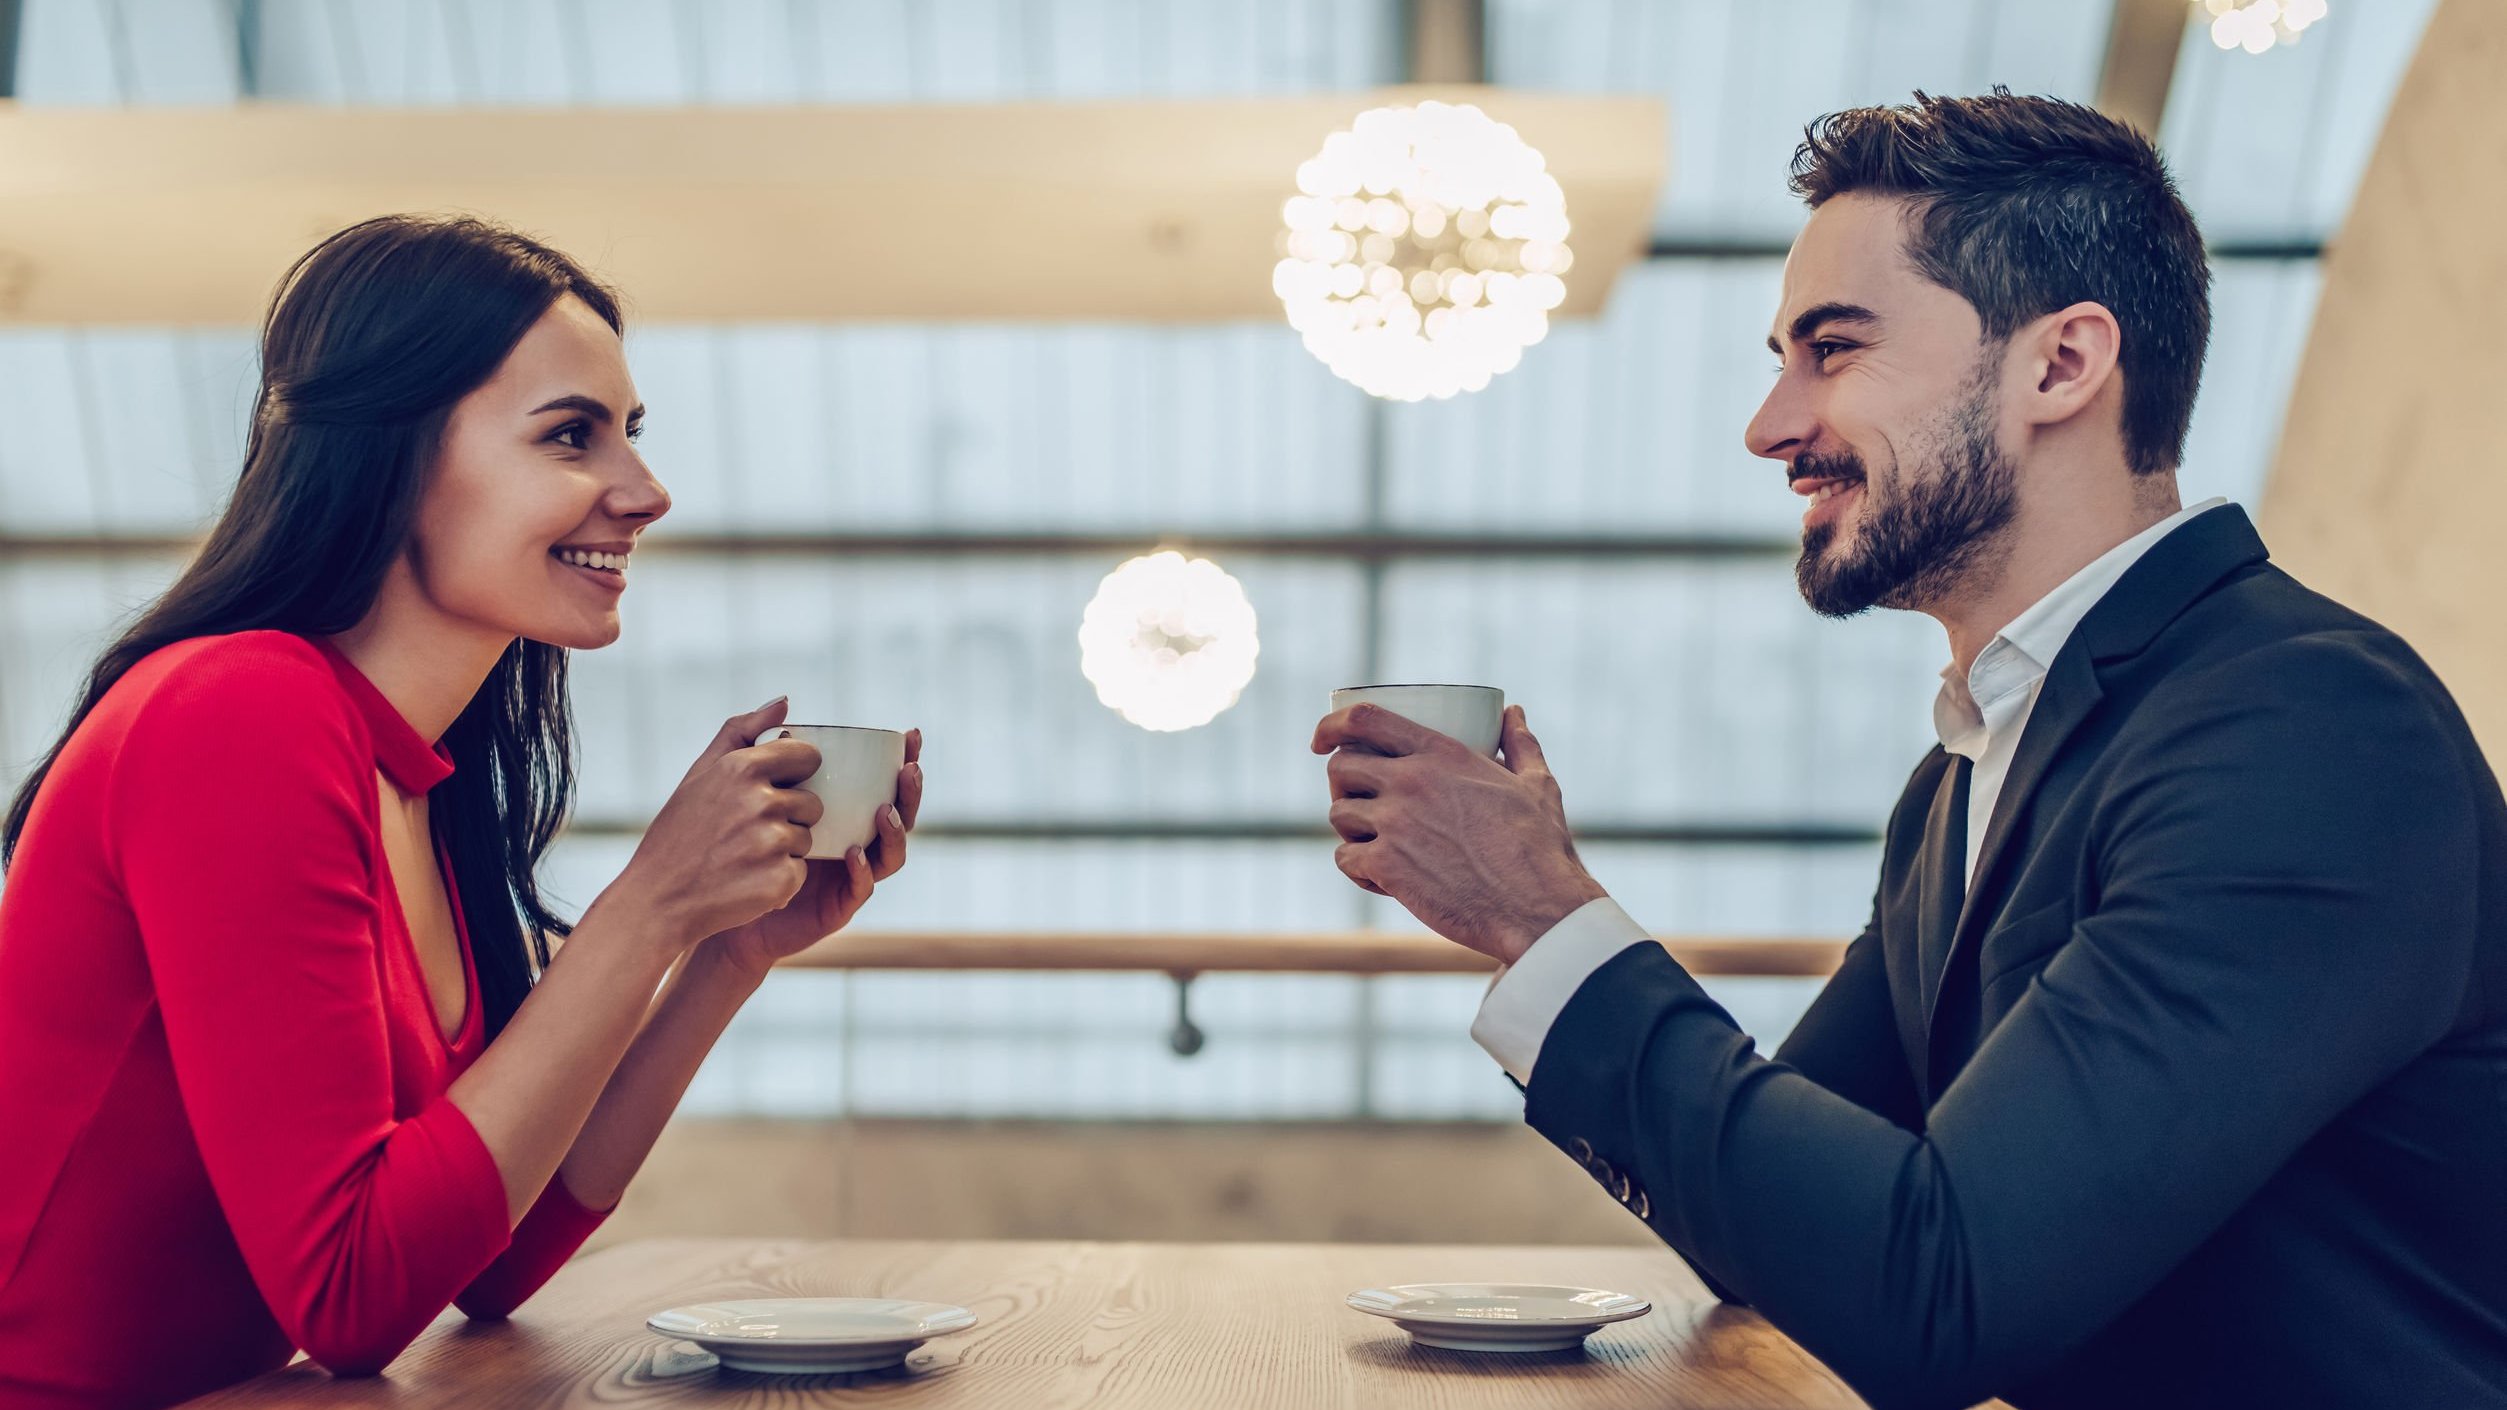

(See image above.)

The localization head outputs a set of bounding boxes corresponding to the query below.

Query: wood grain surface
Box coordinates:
[187,1238,1866,1409]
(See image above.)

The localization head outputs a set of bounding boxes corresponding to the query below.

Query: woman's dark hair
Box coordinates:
[1790,88,2212,477]
[2,213,620,1038]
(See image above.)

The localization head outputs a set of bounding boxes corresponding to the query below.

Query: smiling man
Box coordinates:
[1314,92,2507,1408]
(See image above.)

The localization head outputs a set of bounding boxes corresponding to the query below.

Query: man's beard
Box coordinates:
[1793,364,2018,619]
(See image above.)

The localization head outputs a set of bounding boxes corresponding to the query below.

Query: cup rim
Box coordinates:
[768,723,906,738]
[1332,683,1503,694]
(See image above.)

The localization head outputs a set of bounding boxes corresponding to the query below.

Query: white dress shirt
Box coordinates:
[1469,498,2232,1084]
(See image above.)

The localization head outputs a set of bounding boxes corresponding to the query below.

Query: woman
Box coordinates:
[0,215,919,1409]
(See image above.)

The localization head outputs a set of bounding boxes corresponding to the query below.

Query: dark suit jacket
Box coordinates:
[1526,507,2507,1408]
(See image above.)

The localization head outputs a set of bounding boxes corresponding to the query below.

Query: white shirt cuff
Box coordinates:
[1469,897,1652,1085]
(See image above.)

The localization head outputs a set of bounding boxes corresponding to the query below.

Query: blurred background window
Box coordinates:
[0,0,2438,1125]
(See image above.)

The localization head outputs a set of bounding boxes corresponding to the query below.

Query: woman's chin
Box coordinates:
[520,613,623,652]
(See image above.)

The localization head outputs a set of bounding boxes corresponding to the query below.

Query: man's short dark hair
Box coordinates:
[1790,88,2211,477]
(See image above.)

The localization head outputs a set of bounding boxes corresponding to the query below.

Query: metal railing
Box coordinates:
[778,929,1845,977]
[776,929,1846,1057]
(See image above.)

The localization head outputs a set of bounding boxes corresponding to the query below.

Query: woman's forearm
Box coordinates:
[445,889,689,1222]
[549,940,766,1211]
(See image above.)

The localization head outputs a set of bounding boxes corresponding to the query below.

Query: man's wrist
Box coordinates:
[1472,894,1647,1083]
[1489,872,1612,965]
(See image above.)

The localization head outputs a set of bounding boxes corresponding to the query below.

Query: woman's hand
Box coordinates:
[603,698,825,951]
[709,728,923,979]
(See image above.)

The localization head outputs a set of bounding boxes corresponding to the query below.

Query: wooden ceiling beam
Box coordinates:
[0,89,1663,324]
[2098,0,2192,137]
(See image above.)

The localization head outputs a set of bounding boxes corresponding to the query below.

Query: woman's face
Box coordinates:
[405,294,669,651]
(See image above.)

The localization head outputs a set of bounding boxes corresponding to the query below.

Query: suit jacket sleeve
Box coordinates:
[1768,758,1932,1139]
[1771,910,1921,1134]
[1522,637,2478,1409]
[1661,914,1916,1308]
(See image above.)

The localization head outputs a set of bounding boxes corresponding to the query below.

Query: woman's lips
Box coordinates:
[551,547,628,591]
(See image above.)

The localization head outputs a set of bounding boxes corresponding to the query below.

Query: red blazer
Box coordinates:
[0,632,604,1409]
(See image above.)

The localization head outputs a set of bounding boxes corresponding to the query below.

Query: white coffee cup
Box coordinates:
[1328,684,1506,757]
[758,724,908,858]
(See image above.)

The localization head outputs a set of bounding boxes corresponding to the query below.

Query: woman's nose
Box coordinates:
[612,455,671,523]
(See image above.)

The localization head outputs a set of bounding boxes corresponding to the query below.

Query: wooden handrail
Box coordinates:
[778,931,1846,979]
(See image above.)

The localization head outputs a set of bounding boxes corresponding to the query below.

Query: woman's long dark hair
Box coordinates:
[1,213,620,1038]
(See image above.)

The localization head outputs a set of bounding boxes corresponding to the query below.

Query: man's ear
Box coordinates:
[2015,300,2123,431]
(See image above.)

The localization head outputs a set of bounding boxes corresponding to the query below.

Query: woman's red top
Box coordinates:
[0,631,605,1409]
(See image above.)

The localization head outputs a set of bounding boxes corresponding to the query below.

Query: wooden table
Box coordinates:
[190,1239,1865,1409]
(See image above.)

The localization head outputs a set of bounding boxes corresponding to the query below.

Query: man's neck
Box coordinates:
[1932,470,2183,680]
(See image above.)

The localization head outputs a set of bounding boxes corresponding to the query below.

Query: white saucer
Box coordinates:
[1346,1283,1653,1354]
[646,1297,978,1374]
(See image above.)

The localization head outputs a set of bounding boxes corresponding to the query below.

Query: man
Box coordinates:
[1314,92,2507,1409]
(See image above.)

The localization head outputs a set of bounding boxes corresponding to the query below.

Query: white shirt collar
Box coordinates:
[1933,497,2229,757]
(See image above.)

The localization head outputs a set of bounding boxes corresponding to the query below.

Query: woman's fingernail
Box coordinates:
[757,695,787,712]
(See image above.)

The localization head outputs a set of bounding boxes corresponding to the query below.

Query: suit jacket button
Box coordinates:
[1631,1190,1650,1220]
[1612,1171,1632,1201]
[1569,1138,1594,1164]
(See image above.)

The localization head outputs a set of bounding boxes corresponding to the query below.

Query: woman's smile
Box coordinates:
[551,541,632,591]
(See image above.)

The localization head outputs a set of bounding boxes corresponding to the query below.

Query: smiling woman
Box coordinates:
[0,215,920,1410]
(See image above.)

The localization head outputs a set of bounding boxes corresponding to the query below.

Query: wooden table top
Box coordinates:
[189,1238,1865,1409]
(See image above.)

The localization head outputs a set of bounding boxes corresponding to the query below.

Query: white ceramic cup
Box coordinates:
[1328,684,1506,757]
[758,724,908,859]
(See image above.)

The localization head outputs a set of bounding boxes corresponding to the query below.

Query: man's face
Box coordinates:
[1747,194,2019,618]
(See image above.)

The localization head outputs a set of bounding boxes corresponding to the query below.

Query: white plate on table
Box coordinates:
[646,1297,977,1374]
[1346,1283,1653,1353]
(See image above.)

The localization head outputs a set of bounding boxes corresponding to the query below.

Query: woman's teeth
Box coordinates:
[555,548,628,573]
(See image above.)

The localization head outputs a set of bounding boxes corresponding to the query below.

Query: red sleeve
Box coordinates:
[107,641,513,1376]
[454,1175,612,1320]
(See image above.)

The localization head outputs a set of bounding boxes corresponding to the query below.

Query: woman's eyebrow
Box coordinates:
[528,393,637,422]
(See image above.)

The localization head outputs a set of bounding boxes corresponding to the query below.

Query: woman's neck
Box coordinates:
[326,571,514,745]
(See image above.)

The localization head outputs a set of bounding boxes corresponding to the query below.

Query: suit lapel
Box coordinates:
[1913,755,1970,1030]
[1919,504,2271,1069]
[1926,646,2103,1037]
[1882,748,1953,1082]
[1945,647,2105,953]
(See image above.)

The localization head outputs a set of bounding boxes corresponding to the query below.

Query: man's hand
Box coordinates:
[1311,704,1606,965]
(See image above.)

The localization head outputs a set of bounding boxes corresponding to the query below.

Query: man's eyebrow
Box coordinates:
[529,393,645,423]
[1766,302,1883,357]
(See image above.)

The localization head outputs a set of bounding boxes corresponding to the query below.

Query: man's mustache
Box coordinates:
[1788,452,1867,487]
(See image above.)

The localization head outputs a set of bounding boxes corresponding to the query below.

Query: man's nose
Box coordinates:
[1746,373,1815,464]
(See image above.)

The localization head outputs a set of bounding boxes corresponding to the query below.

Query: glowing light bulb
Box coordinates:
[2199,0,2328,53]
[1076,552,1261,732]
[1277,101,1573,401]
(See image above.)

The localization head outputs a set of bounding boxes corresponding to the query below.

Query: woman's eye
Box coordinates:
[625,422,644,443]
[550,421,589,450]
